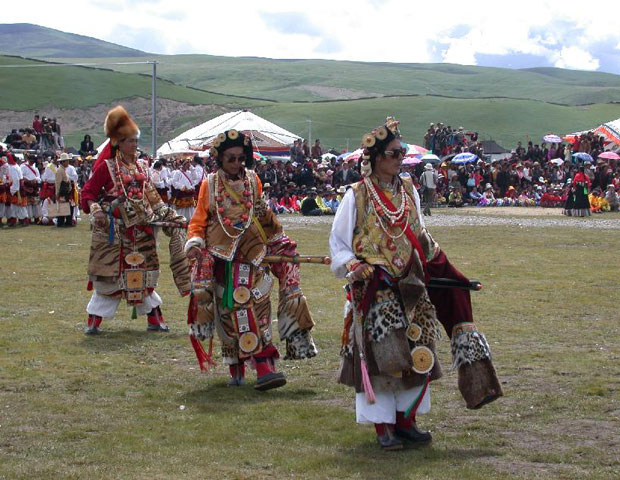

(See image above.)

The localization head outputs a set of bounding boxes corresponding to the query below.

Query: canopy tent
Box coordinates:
[566,117,620,148]
[157,110,299,157]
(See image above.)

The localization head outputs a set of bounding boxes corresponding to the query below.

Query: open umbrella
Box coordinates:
[597,151,620,160]
[572,152,593,163]
[543,134,563,143]
[405,143,429,156]
[451,152,478,164]
[253,151,267,161]
[402,156,422,166]
[549,158,564,166]
[421,153,440,164]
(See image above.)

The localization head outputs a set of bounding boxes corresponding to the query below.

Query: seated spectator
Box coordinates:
[300,189,323,216]
[605,185,619,211]
[79,135,96,157]
[20,129,38,149]
[448,186,463,207]
[469,185,482,203]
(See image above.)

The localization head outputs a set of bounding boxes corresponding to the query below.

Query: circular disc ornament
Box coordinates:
[233,286,251,304]
[411,346,434,374]
[407,323,422,342]
[125,252,145,266]
[239,332,259,353]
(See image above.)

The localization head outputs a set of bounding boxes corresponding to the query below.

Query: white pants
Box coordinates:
[28,204,42,218]
[355,385,431,424]
[7,204,28,220]
[175,206,195,222]
[86,290,162,318]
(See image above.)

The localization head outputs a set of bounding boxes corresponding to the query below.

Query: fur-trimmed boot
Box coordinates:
[147,306,169,332]
[254,356,286,391]
[228,363,246,387]
[85,314,103,335]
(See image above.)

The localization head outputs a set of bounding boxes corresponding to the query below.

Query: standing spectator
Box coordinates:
[420,163,438,216]
[311,139,323,159]
[55,153,73,227]
[32,114,43,140]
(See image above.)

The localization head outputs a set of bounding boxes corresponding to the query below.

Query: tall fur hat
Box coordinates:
[209,129,254,168]
[104,105,140,145]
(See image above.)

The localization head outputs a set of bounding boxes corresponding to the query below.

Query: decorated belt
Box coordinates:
[216,274,272,304]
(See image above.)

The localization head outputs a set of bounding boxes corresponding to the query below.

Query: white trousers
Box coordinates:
[7,204,28,220]
[355,385,431,424]
[86,290,162,318]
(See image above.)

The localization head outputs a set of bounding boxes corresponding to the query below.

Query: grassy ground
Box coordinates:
[1,213,619,479]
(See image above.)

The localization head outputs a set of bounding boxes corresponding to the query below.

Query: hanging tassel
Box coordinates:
[187,293,197,324]
[405,374,430,419]
[360,357,376,404]
[131,306,137,320]
[221,260,234,310]
[86,280,93,291]
[108,211,115,244]
[190,335,216,371]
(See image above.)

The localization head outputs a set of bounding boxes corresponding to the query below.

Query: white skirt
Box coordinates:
[355,385,431,424]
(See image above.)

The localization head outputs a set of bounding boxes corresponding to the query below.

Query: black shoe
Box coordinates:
[147,323,170,332]
[394,425,432,444]
[85,326,100,335]
[255,372,286,391]
[377,431,404,451]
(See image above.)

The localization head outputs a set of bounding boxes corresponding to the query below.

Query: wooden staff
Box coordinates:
[427,278,482,291]
[262,255,332,265]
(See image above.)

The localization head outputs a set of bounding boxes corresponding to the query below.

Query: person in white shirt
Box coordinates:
[20,154,42,224]
[6,154,28,226]
[66,158,80,224]
[171,159,196,220]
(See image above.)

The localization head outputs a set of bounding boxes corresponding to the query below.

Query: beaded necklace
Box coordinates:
[364,175,410,240]
[213,169,254,240]
[113,152,146,200]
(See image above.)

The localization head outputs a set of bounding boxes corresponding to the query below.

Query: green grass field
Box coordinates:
[1,212,619,479]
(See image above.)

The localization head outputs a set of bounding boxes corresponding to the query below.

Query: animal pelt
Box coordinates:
[450,327,492,370]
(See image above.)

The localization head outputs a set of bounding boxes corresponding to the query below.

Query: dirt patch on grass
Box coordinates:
[0,97,227,140]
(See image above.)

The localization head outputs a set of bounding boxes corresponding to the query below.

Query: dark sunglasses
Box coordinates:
[224,154,247,163]
[384,148,407,158]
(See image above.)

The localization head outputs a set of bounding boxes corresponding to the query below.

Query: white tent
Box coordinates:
[157,110,299,157]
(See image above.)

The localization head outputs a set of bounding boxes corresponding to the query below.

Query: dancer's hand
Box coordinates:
[186,245,203,264]
[348,262,375,282]
[92,211,107,228]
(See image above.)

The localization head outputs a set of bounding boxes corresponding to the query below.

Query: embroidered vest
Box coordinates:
[205,169,267,266]
[351,176,424,278]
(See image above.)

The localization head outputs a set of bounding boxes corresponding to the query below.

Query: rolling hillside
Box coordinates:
[0,24,147,58]
[53,54,620,106]
[2,23,620,152]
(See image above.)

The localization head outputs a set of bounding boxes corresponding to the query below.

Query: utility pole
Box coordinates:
[307,119,312,143]
[151,60,158,158]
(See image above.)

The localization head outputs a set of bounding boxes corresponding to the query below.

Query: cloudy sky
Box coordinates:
[5,0,620,74]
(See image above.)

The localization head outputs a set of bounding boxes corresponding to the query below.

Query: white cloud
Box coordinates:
[553,46,600,71]
[1,0,620,72]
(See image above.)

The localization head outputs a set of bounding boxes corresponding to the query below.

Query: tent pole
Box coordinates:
[151,60,158,158]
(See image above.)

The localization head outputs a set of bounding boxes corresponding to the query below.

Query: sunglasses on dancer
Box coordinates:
[223,154,247,163]
[383,147,407,159]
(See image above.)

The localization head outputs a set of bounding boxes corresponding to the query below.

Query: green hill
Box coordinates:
[56,54,620,106]
[0,23,147,58]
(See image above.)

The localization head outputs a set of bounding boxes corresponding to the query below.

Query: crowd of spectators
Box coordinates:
[4,115,620,217]
[4,114,65,151]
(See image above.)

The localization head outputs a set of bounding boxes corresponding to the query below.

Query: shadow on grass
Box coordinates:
[184,382,319,409]
[79,329,187,351]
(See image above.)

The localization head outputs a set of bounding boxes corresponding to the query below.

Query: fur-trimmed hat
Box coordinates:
[209,129,254,168]
[104,106,140,145]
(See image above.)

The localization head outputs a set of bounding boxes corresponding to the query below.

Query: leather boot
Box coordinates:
[147,307,169,332]
[85,315,103,335]
[375,424,403,451]
[394,411,432,444]
[255,357,286,391]
[228,363,246,387]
